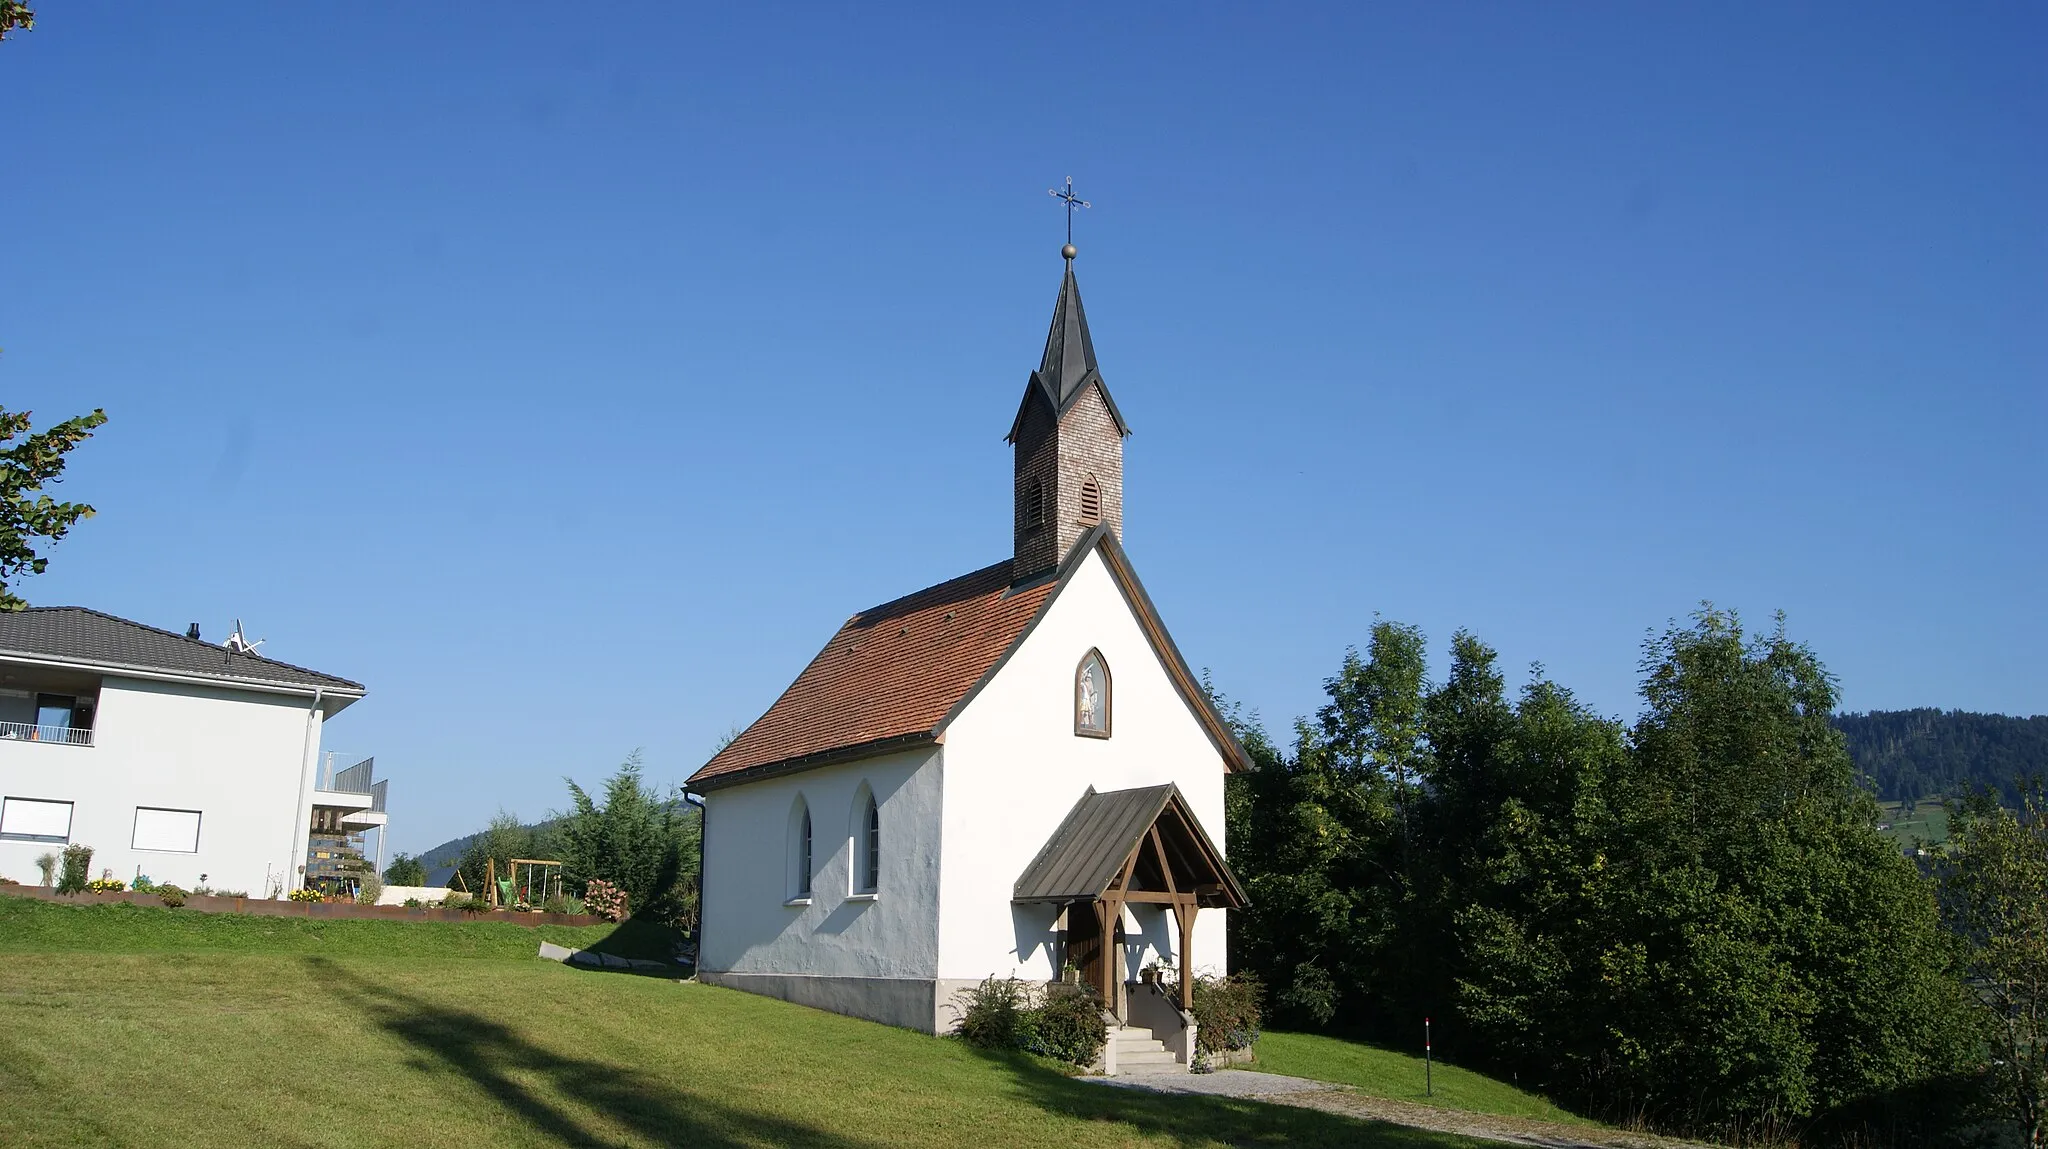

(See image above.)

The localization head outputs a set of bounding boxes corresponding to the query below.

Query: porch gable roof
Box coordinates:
[1012,783,1247,908]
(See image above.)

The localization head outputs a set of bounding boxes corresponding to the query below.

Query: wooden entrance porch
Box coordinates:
[1014,783,1248,1019]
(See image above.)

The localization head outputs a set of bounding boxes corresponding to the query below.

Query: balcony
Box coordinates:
[0,667,100,749]
[310,756,388,831]
[0,720,94,747]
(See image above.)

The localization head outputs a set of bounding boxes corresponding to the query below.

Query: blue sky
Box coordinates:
[4,5,2042,853]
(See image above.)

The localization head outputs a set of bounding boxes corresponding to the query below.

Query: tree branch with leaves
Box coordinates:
[1,405,109,610]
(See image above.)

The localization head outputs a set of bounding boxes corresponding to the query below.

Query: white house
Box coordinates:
[687,247,1250,1063]
[0,609,379,896]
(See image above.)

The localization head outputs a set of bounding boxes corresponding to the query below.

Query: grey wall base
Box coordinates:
[700,971,957,1034]
[697,972,1036,1035]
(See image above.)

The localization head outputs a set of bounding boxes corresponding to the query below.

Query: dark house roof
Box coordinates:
[1013,783,1247,907]
[689,528,1252,793]
[0,607,365,695]
[1006,260,1130,443]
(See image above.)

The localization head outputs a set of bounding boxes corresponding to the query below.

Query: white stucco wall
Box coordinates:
[0,676,336,895]
[937,548,1230,987]
[699,745,943,981]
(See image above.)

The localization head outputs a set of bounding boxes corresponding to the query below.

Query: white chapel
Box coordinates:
[686,243,1248,1061]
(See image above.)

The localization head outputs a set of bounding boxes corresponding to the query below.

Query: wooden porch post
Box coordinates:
[1097,898,1117,1006]
[1174,899,1197,1011]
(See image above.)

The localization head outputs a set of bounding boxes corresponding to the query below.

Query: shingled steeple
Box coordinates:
[1009,249,1131,581]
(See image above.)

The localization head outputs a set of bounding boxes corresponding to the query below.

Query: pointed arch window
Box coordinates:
[788,797,813,902]
[852,788,880,895]
[1075,649,1111,738]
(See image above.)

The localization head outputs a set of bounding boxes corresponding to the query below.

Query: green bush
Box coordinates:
[1164,971,1263,1055]
[56,844,93,894]
[955,975,1106,1067]
[155,884,187,908]
[956,975,1033,1051]
[34,852,58,887]
[131,875,155,893]
[1022,983,1107,1066]
[402,897,423,908]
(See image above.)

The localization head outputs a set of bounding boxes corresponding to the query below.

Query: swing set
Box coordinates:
[479,857,564,909]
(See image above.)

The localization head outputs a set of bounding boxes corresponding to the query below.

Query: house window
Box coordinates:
[789,798,813,902]
[1024,480,1046,530]
[0,796,74,842]
[1079,477,1102,525]
[1075,649,1111,738]
[853,789,879,895]
[133,807,202,853]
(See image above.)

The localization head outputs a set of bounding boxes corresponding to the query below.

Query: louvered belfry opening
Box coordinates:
[1079,477,1102,526]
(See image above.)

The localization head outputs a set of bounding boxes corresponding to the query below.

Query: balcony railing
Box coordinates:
[0,721,94,747]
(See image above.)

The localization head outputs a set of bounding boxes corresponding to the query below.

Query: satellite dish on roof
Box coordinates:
[224,619,265,656]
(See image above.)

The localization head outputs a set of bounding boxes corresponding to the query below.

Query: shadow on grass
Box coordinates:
[573,917,687,963]
[960,1046,1481,1148]
[306,956,869,1149]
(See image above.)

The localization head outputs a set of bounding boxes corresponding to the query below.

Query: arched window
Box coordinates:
[1075,649,1111,738]
[1079,476,1102,525]
[1024,480,1046,530]
[788,797,813,901]
[852,787,880,895]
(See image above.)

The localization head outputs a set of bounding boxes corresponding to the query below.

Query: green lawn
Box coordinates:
[1875,799,1949,848]
[1250,1030,1593,1125]
[0,896,1484,1148]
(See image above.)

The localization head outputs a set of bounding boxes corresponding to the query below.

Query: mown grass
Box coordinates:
[0,894,678,960]
[1875,799,1949,848]
[1251,1030,1595,1125]
[0,896,1485,1148]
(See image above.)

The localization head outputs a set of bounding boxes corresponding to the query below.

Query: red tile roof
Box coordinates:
[689,561,1056,788]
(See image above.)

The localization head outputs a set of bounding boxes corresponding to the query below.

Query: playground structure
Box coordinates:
[482,857,564,909]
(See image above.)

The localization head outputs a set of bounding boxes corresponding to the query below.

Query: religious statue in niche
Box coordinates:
[1075,650,1110,737]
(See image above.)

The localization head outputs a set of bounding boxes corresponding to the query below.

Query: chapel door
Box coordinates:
[1067,901,1103,991]
[1065,901,1125,1018]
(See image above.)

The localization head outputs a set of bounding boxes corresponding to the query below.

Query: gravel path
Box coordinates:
[1089,1069,1716,1149]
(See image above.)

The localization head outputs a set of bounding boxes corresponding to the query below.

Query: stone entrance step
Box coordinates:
[1107,1025,1183,1074]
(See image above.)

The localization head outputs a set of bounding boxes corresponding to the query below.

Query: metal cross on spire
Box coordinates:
[1048,176,1090,257]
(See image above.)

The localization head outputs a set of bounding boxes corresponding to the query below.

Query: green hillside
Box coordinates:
[0,897,1483,1149]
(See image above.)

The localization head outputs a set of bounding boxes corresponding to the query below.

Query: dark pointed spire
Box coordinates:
[1037,258,1099,409]
[1007,249,1130,442]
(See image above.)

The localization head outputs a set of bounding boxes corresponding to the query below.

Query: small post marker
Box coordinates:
[1425,1017,1434,1097]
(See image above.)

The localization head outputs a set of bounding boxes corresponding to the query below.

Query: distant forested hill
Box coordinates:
[415,818,564,888]
[1835,708,2048,803]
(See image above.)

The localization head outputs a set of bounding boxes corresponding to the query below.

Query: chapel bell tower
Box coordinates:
[1007,243,1131,583]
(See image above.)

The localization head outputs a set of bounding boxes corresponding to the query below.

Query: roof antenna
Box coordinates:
[224,619,265,657]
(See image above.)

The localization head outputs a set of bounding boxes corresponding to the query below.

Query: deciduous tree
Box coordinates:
[1942,782,2048,1147]
[1,405,108,610]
